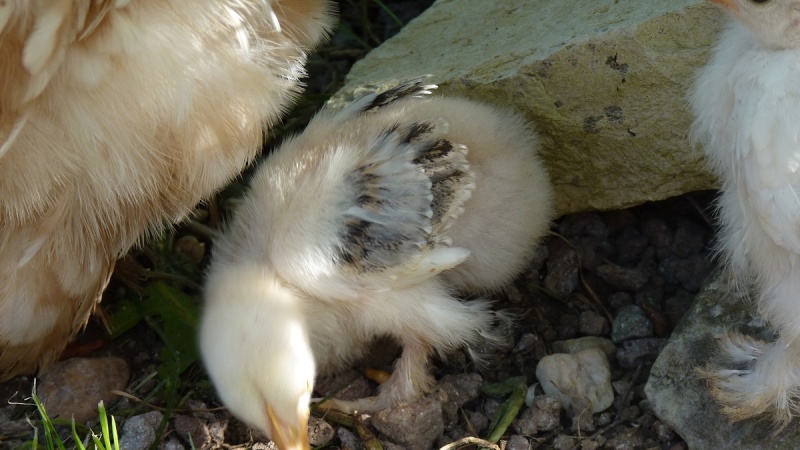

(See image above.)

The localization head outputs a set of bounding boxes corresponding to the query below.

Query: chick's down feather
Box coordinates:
[692,0,800,430]
[200,81,554,448]
[0,0,334,379]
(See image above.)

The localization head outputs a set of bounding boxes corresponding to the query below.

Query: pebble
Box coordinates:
[535,348,614,416]
[615,226,649,265]
[372,398,444,450]
[552,434,576,450]
[437,373,482,426]
[641,218,673,257]
[466,410,489,434]
[118,411,163,450]
[565,212,609,238]
[308,416,335,446]
[173,415,211,448]
[595,263,649,292]
[507,434,532,450]
[616,338,667,369]
[611,305,654,343]
[545,239,580,297]
[671,220,706,258]
[37,357,130,423]
[607,292,634,309]
[579,310,609,336]
[336,427,363,450]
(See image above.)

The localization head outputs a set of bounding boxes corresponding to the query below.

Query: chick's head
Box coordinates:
[200,265,314,450]
[710,0,800,48]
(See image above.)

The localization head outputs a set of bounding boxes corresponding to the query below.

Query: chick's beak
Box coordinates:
[266,404,309,450]
[708,0,740,11]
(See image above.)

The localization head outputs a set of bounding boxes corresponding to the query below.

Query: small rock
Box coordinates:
[512,407,538,436]
[514,333,541,353]
[314,370,373,401]
[616,338,667,369]
[162,437,185,450]
[605,429,647,450]
[572,410,596,432]
[611,305,654,343]
[576,236,614,271]
[642,219,673,256]
[308,416,335,446]
[381,441,407,450]
[173,415,211,449]
[653,420,677,443]
[336,427,363,450]
[531,395,562,431]
[558,213,608,238]
[38,357,129,423]
[671,220,706,258]
[557,314,580,339]
[596,263,649,292]
[674,253,713,292]
[0,418,30,435]
[207,420,227,443]
[551,337,616,359]
[535,348,613,416]
[545,239,580,297]
[118,411,163,450]
[579,310,608,336]
[438,373,483,426]
[552,434,577,450]
[507,435,531,450]
[581,439,602,450]
[608,292,634,309]
[372,398,444,450]
[615,226,649,265]
[466,411,489,434]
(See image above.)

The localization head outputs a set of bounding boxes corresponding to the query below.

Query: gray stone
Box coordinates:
[372,398,444,450]
[507,435,531,450]
[646,270,800,449]
[328,0,722,215]
[611,305,654,343]
[119,411,163,450]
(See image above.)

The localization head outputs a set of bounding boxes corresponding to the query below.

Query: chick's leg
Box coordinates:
[704,332,800,431]
[703,270,800,430]
[323,338,434,414]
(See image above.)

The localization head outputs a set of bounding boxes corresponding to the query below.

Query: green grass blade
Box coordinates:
[98,401,112,450]
[71,420,87,450]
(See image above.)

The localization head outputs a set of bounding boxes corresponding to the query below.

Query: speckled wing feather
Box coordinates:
[336,119,475,287]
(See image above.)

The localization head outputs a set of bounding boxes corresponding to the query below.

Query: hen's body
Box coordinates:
[0,0,333,379]
[692,4,800,428]
[200,82,553,449]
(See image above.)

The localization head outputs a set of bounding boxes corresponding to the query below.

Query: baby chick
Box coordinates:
[0,0,334,379]
[692,0,800,429]
[200,81,554,449]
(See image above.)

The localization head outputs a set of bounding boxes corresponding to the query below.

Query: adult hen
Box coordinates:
[200,81,554,450]
[692,0,800,429]
[0,0,334,380]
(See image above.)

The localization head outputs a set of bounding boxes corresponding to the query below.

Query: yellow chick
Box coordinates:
[0,0,334,380]
[200,81,554,450]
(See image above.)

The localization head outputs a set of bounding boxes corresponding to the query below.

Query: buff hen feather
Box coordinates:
[200,81,554,450]
[0,0,334,380]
